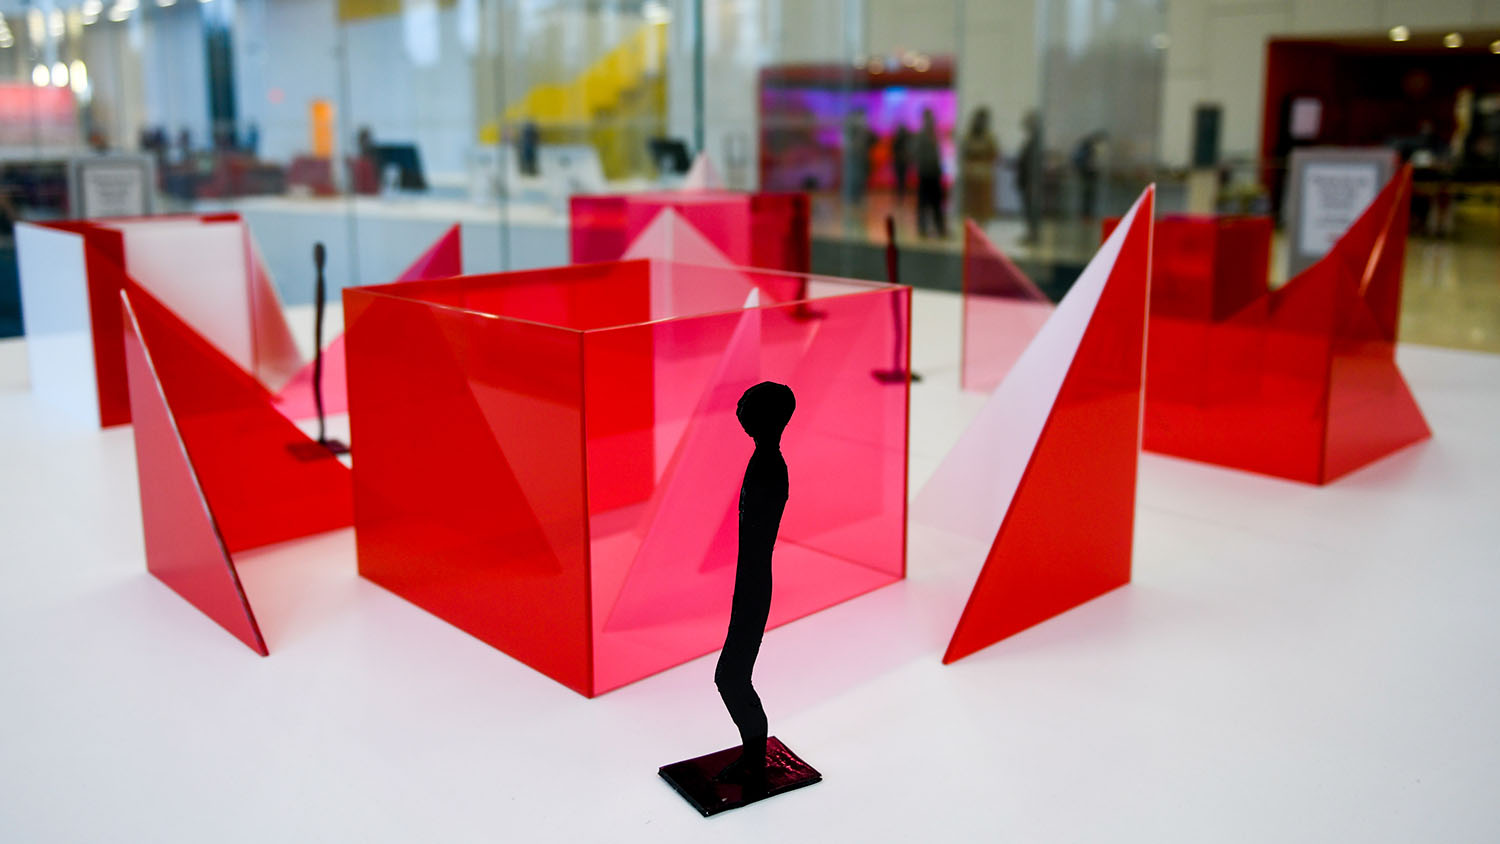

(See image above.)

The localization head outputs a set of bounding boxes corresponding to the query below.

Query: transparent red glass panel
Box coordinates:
[960,220,1054,393]
[344,260,907,696]
[20,215,461,428]
[272,225,462,420]
[120,282,353,654]
[121,294,267,656]
[122,283,353,553]
[27,214,291,427]
[570,190,811,272]
[927,189,1153,665]
[1106,168,1428,484]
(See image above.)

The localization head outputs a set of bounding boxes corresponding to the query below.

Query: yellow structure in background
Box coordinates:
[337,0,455,22]
[481,21,669,180]
[310,99,335,158]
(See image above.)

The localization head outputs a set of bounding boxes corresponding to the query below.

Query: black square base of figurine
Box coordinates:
[658,737,821,817]
[286,439,350,461]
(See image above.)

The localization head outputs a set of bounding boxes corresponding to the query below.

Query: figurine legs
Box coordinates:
[714,637,768,784]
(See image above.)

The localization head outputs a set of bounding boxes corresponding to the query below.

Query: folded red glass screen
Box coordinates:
[1102,168,1428,483]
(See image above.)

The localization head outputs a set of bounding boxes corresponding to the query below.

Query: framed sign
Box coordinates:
[69,155,155,219]
[1283,148,1395,277]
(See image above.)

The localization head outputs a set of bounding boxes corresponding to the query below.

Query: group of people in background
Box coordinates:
[844,106,1044,244]
[844,107,948,237]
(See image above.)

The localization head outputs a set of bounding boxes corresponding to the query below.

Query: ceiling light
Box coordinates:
[69,60,88,94]
[1389,25,1410,42]
[50,61,67,87]
[1443,32,1463,48]
[107,5,130,22]
[32,64,48,86]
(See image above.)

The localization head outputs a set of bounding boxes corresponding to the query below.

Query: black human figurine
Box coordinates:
[658,382,821,816]
[872,215,922,383]
[713,381,793,785]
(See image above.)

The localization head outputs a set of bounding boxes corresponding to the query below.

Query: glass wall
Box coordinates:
[2,0,1497,352]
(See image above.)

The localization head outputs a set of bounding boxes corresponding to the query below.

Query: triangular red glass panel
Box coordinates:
[942,188,1153,664]
[121,295,268,655]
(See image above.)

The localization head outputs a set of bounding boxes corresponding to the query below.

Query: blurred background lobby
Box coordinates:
[0,0,1496,351]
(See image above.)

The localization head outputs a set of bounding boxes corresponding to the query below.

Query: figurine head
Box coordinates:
[737,381,795,445]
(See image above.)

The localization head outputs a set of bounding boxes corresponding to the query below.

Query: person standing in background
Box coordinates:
[914,109,947,238]
[519,120,540,177]
[1072,130,1106,221]
[843,108,874,207]
[960,107,999,223]
[891,123,912,202]
[1016,110,1042,245]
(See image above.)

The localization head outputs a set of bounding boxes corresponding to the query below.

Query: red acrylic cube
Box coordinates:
[570,190,810,272]
[343,260,909,695]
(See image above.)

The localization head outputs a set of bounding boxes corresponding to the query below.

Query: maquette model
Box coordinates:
[659,381,821,816]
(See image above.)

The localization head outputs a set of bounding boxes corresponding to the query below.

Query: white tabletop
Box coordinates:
[2,289,1498,842]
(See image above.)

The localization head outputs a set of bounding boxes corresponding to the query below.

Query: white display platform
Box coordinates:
[2,289,1498,841]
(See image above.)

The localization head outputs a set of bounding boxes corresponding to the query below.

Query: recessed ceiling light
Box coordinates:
[1443,32,1463,48]
[1389,25,1410,42]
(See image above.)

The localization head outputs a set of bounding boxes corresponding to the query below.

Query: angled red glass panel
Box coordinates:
[586,279,907,694]
[273,225,463,421]
[621,208,737,267]
[960,219,1054,393]
[345,261,906,695]
[121,295,268,656]
[243,226,305,388]
[1320,168,1430,481]
[83,226,133,427]
[18,214,308,428]
[631,193,754,265]
[122,283,352,554]
[570,195,631,264]
[920,188,1153,664]
[749,193,812,274]
[570,191,810,272]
